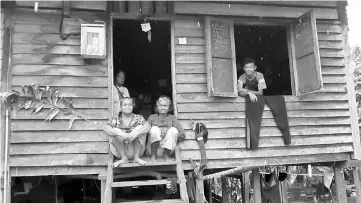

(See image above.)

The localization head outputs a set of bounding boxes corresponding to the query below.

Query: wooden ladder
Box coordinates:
[101,146,189,203]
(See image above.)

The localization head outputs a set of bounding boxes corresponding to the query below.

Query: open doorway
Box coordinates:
[234,25,292,95]
[113,20,172,119]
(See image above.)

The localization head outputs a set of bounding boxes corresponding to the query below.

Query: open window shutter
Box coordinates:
[205,17,237,97]
[292,10,323,96]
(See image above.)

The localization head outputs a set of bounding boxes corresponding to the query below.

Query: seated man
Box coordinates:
[103,97,151,167]
[147,96,185,162]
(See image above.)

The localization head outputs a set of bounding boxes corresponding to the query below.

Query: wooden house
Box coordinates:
[1,1,361,203]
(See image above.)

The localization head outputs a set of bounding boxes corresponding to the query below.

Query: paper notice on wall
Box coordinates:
[178,37,187,45]
[141,23,151,32]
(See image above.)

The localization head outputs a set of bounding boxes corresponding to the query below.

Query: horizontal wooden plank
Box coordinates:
[321,58,345,66]
[15,1,107,11]
[12,86,108,98]
[176,83,347,93]
[258,1,337,7]
[318,33,343,41]
[10,142,109,155]
[178,109,349,120]
[175,53,205,64]
[176,73,346,84]
[319,49,344,58]
[174,2,339,20]
[175,64,206,74]
[12,109,108,120]
[184,125,352,139]
[13,54,107,66]
[11,131,108,143]
[177,101,349,112]
[321,66,346,75]
[317,24,342,33]
[176,84,207,93]
[13,23,80,34]
[13,33,80,45]
[319,41,343,50]
[12,76,107,87]
[13,44,80,54]
[12,64,107,76]
[175,45,205,54]
[11,120,107,131]
[182,153,350,170]
[179,117,351,129]
[174,28,203,37]
[174,17,204,29]
[11,98,108,109]
[11,166,106,177]
[179,135,353,150]
[175,37,205,45]
[9,154,108,166]
[176,93,348,103]
[181,145,353,160]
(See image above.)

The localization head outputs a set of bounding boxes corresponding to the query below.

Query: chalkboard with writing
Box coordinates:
[210,20,232,58]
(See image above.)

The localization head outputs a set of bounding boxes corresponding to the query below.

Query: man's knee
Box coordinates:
[150,126,161,135]
[167,127,178,135]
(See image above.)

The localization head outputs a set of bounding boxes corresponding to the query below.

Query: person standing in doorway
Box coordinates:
[113,69,130,116]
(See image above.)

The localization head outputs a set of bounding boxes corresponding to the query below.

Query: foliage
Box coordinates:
[352,45,361,122]
[7,84,89,130]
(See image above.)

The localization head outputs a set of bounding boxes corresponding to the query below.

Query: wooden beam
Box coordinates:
[175,147,189,203]
[353,168,361,203]
[337,1,361,159]
[222,176,231,203]
[252,169,262,203]
[334,164,347,202]
[242,172,250,203]
[195,173,205,203]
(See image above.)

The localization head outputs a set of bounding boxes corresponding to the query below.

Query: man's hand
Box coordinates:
[248,92,258,102]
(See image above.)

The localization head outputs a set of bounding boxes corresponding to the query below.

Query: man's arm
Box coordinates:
[103,125,128,138]
[238,89,263,96]
[129,122,151,138]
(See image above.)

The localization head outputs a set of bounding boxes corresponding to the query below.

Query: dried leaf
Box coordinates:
[52,90,59,105]
[24,100,32,109]
[37,88,44,100]
[45,85,49,92]
[45,108,59,121]
[61,97,74,112]
[21,85,27,95]
[47,89,53,104]
[28,85,37,98]
[68,116,77,130]
[33,102,44,113]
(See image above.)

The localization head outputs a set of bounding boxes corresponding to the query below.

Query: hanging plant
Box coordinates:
[3,84,89,130]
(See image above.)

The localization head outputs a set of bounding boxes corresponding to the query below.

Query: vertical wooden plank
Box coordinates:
[195,173,205,203]
[337,1,361,159]
[252,169,262,203]
[286,24,296,95]
[175,147,189,203]
[108,12,113,119]
[353,168,361,203]
[155,1,167,14]
[128,1,141,14]
[171,20,178,117]
[334,164,347,203]
[101,179,106,203]
[141,1,153,15]
[242,172,250,203]
[116,1,125,13]
[222,176,231,203]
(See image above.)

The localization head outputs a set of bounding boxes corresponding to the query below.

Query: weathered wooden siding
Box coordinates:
[174,2,354,169]
[9,2,109,176]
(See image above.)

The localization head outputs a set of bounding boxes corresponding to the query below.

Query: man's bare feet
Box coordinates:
[150,156,157,162]
[133,157,147,165]
[163,154,172,162]
[113,158,129,167]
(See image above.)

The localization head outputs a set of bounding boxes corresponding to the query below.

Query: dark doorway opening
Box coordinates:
[113,20,172,119]
[234,25,292,95]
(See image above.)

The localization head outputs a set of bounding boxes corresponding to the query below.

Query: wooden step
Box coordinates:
[113,157,177,168]
[111,179,170,188]
[115,199,183,203]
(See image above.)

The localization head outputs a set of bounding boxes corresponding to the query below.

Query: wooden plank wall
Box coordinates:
[174,1,354,169]
[9,1,109,176]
